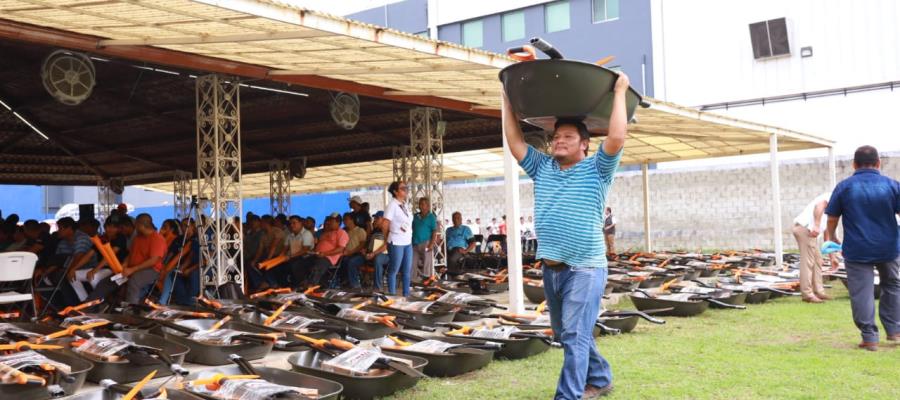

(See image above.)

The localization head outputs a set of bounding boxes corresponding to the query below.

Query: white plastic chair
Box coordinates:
[0,251,38,314]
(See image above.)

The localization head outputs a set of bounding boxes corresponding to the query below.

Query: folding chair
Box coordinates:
[324,257,344,289]
[0,251,38,318]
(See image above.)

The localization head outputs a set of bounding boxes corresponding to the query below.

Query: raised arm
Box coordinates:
[501,92,528,162]
[603,73,631,156]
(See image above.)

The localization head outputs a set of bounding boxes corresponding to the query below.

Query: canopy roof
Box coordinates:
[0,0,833,195]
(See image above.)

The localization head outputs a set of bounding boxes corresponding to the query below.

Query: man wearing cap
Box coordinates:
[502,72,630,399]
[349,195,372,234]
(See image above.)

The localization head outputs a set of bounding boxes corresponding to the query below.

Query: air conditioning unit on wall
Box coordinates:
[749,17,790,60]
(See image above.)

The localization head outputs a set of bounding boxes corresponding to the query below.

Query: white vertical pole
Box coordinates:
[641,161,652,253]
[502,97,525,314]
[828,146,837,188]
[770,134,783,267]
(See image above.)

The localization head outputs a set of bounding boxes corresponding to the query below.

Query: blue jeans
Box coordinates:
[342,255,365,288]
[173,268,200,306]
[388,244,413,296]
[543,265,611,400]
[159,269,176,305]
[373,253,389,290]
[845,257,900,343]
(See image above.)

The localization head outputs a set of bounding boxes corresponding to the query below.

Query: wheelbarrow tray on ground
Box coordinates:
[287,348,427,400]
[0,349,92,400]
[180,364,343,400]
[159,319,274,365]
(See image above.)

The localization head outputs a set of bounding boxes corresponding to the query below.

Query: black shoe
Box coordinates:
[583,384,614,399]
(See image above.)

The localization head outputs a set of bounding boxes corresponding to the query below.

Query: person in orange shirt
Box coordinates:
[123,218,166,304]
[308,215,349,286]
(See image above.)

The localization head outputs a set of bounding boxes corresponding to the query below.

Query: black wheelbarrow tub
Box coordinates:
[363,304,458,327]
[258,301,399,340]
[681,269,702,281]
[287,349,427,400]
[66,389,201,400]
[523,281,545,304]
[744,290,771,304]
[59,313,158,333]
[235,311,338,343]
[381,339,494,377]
[0,350,93,400]
[698,268,722,278]
[638,274,682,289]
[500,59,644,133]
[451,304,495,322]
[160,319,274,365]
[597,315,640,334]
[607,279,639,293]
[63,331,189,383]
[294,310,398,341]
[629,294,709,317]
[180,365,343,400]
[2,321,61,336]
[441,333,549,360]
[708,292,748,308]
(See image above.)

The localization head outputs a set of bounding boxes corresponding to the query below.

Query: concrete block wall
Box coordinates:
[353,153,900,251]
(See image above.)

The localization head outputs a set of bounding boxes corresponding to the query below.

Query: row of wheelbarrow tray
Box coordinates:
[523,251,803,319]
[0,285,556,400]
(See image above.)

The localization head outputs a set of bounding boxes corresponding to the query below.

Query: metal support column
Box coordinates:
[196,74,243,295]
[96,179,119,222]
[392,145,411,183]
[173,170,193,221]
[501,96,525,314]
[268,160,291,216]
[770,134,783,267]
[641,162,652,253]
[828,147,837,188]
[409,108,446,268]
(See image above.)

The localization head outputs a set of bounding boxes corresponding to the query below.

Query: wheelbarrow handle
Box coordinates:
[595,322,621,335]
[702,297,747,310]
[528,37,564,59]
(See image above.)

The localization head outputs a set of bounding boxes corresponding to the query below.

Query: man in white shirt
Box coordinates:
[283,215,315,288]
[467,218,482,253]
[792,191,836,303]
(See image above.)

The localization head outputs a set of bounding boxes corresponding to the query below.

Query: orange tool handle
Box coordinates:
[507,45,537,61]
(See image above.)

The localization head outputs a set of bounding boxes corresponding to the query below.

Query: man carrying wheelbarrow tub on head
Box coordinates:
[502,69,631,399]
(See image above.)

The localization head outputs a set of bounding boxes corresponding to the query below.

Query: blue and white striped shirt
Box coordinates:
[519,144,622,268]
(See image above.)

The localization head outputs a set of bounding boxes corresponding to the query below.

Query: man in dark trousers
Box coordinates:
[502,71,630,399]
[825,145,900,351]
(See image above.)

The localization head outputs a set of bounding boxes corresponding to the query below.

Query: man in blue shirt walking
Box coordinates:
[502,72,630,399]
[825,145,900,351]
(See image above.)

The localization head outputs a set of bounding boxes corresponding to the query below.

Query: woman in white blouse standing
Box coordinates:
[381,181,413,296]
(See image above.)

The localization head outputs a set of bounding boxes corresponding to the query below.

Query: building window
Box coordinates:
[462,19,483,48]
[592,0,619,23]
[502,10,526,42]
[415,30,430,38]
[545,1,570,33]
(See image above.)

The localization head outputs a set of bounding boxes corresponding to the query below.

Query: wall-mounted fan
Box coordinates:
[41,50,96,106]
[330,92,360,130]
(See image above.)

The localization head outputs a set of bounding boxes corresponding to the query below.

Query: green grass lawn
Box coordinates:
[386,285,900,399]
